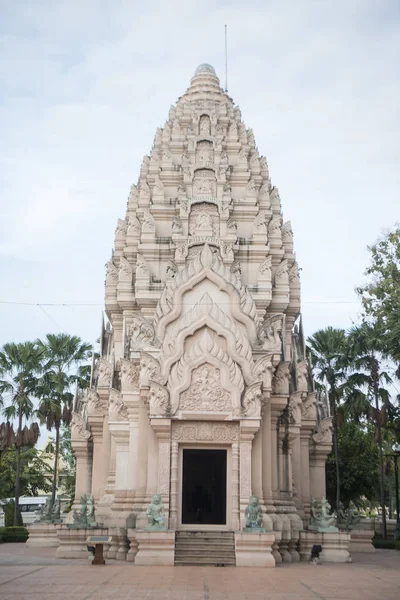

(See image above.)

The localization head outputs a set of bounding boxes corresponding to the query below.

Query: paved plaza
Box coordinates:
[0,544,399,600]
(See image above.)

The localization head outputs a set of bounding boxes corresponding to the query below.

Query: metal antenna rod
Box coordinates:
[225,24,228,92]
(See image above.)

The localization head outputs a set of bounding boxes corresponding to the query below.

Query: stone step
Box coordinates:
[174,531,236,566]
[175,555,236,566]
[175,546,234,556]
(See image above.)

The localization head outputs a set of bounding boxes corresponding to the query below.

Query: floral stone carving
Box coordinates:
[179,365,232,412]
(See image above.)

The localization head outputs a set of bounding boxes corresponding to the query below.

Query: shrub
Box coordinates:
[0,526,28,543]
[372,537,396,550]
[4,501,23,527]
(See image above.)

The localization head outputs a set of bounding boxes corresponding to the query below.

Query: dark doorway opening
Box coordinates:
[182,449,227,525]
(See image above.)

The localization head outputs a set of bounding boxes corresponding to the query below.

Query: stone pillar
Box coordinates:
[300,427,313,518]
[90,417,105,501]
[151,419,171,522]
[169,441,179,529]
[101,416,112,496]
[239,420,259,527]
[127,414,139,490]
[110,422,130,490]
[251,427,263,499]
[146,423,158,496]
[136,397,149,499]
[261,399,273,509]
[309,417,333,500]
[232,442,240,531]
[105,437,116,494]
[73,442,93,501]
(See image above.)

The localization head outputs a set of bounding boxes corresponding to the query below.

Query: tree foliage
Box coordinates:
[0,447,52,499]
[326,421,379,508]
[357,226,400,364]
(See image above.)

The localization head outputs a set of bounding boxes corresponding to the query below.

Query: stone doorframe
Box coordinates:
[176,444,232,531]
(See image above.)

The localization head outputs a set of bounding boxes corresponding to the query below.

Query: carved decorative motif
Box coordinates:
[141,210,156,233]
[312,416,333,445]
[254,211,268,233]
[119,257,132,279]
[302,392,317,421]
[179,365,232,412]
[189,202,219,236]
[257,314,284,353]
[115,218,127,237]
[140,352,163,387]
[296,360,309,392]
[109,389,128,419]
[119,358,139,391]
[128,315,156,350]
[274,259,289,286]
[253,355,274,390]
[136,254,149,278]
[149,381,170,416]
[98,358,113,388]
[288,392,302,425]
[154,244,260,329]
[172,421,239,442]
[241,382,263,417]
[272,361,291,395]
[105,260,118,283]
[71,413,91,440]
[86,388,108,414]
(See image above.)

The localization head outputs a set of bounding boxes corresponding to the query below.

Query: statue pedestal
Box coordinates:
[299,531,351,563]
[234,532,276,568]
[106,527,129,560]
[349,528,375,553]
[55,526,109,559]
[134,531,175,566]
[126,529,139,562]
[26,523,59,548]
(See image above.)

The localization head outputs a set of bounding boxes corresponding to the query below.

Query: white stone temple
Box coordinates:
[70,64,337,565]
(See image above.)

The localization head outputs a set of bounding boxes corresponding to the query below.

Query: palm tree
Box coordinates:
[345,321,393,539]
[0,342,43,524]
[307,327,347,511]
[37,334,92,507]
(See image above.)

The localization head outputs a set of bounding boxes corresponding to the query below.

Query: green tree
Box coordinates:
[345,322,394,538]
[0,446,52,498]
[307,327,347,510]
[357,226,400,365]
[37,334,92,506]
[0,342,43,524]
[326,421,379,508]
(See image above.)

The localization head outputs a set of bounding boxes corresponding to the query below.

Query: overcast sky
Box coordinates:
[1,0,399,353]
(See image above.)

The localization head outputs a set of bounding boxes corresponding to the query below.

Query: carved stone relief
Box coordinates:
[189,202,219,236]
[179,365,232,412]
[172,421,239,442]
[192,169,216,197]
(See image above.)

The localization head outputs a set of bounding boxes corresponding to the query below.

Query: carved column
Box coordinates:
[71,413,93,503]
[151,419,171,522]
[261,397,273,509]
[239,421,259,527]
[232,442,240,531]
[89,417,105,501]
[251,427,263,499]
[105,437,116,494]
[300,392,318,519]
[169,440,179,529]
[110,423,130,490]
[309,417,333,499]
[146,423,158,496]
[135,396,149,502]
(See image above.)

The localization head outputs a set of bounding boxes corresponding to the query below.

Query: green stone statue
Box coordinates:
[243,495,265,532]
[35,498,53,523]
[146,493,166,530]
[69,494,98,529]
[309,496,338,532]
